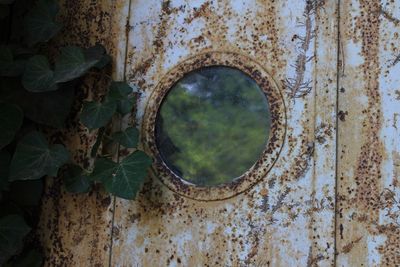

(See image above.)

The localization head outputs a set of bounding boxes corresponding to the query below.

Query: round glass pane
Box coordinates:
[155,66,271,186]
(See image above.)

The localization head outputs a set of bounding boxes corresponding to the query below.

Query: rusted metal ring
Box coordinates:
[142,51,286,201]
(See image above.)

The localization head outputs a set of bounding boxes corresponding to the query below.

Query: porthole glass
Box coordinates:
[155,66,271,186]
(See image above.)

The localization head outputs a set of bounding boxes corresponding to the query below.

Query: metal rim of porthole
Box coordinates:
[141,51,286,201]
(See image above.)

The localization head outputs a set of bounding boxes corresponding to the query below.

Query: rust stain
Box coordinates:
[341,236,363,254]
[353,0,383,220]
[337,0,400,265]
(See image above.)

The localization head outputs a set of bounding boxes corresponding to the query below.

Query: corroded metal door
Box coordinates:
[111,1,338,266]
[38,0,400,266]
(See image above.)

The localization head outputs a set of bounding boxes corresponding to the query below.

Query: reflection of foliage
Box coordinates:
[156,67,271,186]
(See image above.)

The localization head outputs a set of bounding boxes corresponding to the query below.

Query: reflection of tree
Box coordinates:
[156,67,271,186]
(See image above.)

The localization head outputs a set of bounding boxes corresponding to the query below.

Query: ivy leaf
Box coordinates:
[117,95,136,115]
[85,44,110,69]
[91,151,152,199]
[22,84,74,127]
[112,127,139,148]
[107,82,136,115]
[0,151,11,191]
[22,55,57,92]
[80,100,116,130]
[0,103,23,149]
[9,131,70,181]
[24,0,62,46]
[108,82,132,100]
[0,79,75,128]
[54,45,106,83]
[0,46,25,77]
[63,165,91,193]
[0,215,31,265]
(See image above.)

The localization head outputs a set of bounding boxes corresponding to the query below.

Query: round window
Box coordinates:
[155,66,271,186]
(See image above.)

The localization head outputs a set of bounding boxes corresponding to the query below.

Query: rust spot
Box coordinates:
[341,236,363,254]
[184,2,212,24]
[338,110,348,122]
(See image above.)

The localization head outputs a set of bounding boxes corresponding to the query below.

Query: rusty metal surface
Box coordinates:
[112,0,338,266]
[38,1,130,266]
[141,51,286,201]
[336,0,400,266]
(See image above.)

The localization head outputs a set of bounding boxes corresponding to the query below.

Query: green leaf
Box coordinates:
[80,100,116,130]
[117,95,135,115]
[63,165,91,193]
[0,103,23,149]
[54,45,106,83]
[85,44,110,69]
[112,127,139,148]
[91,151,152,199]
[0,46,25,77]
[9,131,70,181]
[0,215,31,265]
[12,249,43,267]
[108,82,132,100]
[0,151,11,191]
[22,55,57,92]
[0,78,75,128]
[24,0,62,46]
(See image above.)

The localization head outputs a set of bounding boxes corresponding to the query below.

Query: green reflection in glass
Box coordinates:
[155,66,271,186]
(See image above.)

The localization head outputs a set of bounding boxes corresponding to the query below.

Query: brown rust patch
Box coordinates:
[341,236,363,254]
[353,0,384,219]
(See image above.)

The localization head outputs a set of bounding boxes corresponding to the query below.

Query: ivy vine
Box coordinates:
[0,0,152,265]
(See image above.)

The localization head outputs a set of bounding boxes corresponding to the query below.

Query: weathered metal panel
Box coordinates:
[38,1,130,266]
[337,0,400,266]
[111,0,338,266]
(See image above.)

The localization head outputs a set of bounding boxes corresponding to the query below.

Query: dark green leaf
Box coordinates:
[91,151,152,199]
[0,103,23,149]
[112,127,139,148]
[12,249,43,267]
[0,78,75,127]
[22,55,57,92]
[63,164,91,193]
[0,215,31,265]
[54,45,105,83]
[0,151,10,190]
[0,46,25,77]
[80,100,116,130]
[85,44,110,69]
[24,0,62,46]
[9,131,70,181]
[117,95,135,115]
[108,82,132,100]
[94,54,111,69]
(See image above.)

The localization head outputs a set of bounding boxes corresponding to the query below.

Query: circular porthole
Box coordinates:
[155,66,271,187]
[142,52,286,201]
